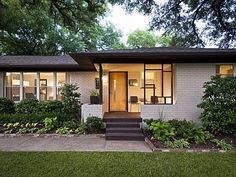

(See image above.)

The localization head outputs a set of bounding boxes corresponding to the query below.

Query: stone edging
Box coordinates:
[0,133,105,138]
[144,137,231,153]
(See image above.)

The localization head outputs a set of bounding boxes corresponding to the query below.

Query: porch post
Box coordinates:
[99,63,103,104]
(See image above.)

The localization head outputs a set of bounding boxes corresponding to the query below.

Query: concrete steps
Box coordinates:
[104,118,144,141]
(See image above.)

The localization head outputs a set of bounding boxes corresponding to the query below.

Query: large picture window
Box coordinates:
[4,72,67,101]
[216,64,234,77]
[144,64,173,104]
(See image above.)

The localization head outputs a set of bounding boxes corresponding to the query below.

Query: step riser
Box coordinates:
[103,118,142,123]
[106,124,140,128]
[106,129,141,133]
[106,136,144,141]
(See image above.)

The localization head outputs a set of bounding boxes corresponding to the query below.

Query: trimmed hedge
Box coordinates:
[0,114,45,124]
[0,98,15,114]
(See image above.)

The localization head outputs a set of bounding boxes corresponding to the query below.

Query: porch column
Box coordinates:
[99,63,103,104]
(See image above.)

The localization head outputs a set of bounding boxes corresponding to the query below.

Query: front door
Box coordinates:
[109,72,127,111]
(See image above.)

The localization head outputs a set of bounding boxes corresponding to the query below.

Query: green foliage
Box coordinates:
[2,122,40,134]
[0,98,15,114]
[62,119,80,131]
[16,99,39,114]
[85,116,104,133]
[190,127,213,144]
[43,117,57,131]
[61,84,81,121]
[38,101,63,115]
[198,76,236,134]
[112,0,236,48]
[75,124,85,135]
[166,139,190,149]
[90,90,99,96]
[0,114,45,124]
[127,30,157,48]
[56,127,72,135]
[211,139,233,151]
[149,121,175,141]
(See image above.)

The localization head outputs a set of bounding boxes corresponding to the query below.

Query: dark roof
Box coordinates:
[71,47,236,63]
[0,55,96,71]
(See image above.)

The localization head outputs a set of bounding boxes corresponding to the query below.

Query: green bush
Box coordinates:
[16,99,39,114]
[149,121,175,141]
[0,98,15,114]
[198,76,236,134]
[0,114,45,124]
[85,116,104,133]
[38,101,63,114]
[61,84,81,121]
[43,117,58,130]
[211,139,233,150]
[166,139,190,148]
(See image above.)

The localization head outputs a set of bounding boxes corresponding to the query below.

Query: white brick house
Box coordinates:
[0,48,236,122]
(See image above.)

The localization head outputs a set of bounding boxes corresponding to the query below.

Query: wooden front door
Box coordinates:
[109,72,127,111]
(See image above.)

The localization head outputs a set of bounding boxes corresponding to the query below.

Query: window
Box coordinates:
[40,73,53,101]
[144,64,173,104]
[4,72,67,101]
[23,73,37,99]
[5,72,21,101]
[56,73,66,100]
[216,65,234,77]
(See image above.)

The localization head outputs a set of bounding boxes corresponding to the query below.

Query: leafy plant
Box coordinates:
[36,128,48,134]
[166,139,190,149]
[211,139,233,151]
[38,101,63,114]
[43,117,57,131]
[61,84,81,121]
[62,119,80,131]
[198,76,236,134]
[190,127,213,144]
[0,98,15,114]
[149,121,175,142]
[85,116,104,134]
[75,124,85,134]
[56,127,72,135]
[90,90,99,96]
[16,99,39,114]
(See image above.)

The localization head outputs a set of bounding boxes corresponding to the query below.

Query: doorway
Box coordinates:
[109,72,128,111]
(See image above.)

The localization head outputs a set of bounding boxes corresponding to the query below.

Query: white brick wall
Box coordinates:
[68,72,98,104]
[81,104,103,122]
[141,63,217,122]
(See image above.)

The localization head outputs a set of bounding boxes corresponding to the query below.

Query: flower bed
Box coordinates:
[143,119,235,152]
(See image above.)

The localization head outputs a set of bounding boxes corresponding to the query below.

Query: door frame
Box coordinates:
[108,71,128,112]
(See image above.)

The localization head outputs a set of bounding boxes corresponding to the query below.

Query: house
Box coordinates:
[0,48,236,123]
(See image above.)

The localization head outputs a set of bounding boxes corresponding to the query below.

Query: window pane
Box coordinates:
[40,73,53,101]
[57,73,66,100]
[218,65,234,77]
[163,72,172,96]
[146,64,162,70]
[163,64,172,71]
[5,73,20,101]
[23,73,37,99]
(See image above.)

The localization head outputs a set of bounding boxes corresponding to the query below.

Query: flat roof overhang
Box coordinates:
[70,48,236,65]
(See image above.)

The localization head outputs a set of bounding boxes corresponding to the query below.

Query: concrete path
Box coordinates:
[0,134,151,152]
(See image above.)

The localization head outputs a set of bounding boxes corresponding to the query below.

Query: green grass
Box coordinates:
[0,152,235,177]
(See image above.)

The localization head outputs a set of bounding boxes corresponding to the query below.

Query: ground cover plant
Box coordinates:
[0,152,235,177]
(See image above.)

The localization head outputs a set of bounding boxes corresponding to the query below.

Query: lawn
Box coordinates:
[0,152,235,177]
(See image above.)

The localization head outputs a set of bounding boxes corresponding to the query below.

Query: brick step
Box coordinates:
[103,118,142,123]
[105,132,144,141]
[106,127,141,133]
[106,122,140,128]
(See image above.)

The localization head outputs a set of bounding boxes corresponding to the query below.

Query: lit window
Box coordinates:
[40,73,53,101]
[5,73,21,101]
[216,65,234,77]
[56,73,66,100]
[23,73,37,99]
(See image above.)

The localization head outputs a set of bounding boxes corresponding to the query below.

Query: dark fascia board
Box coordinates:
[0,65,97,72]
[73,48,236,64]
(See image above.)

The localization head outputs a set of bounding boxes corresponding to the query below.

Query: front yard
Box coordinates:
[0,152,235,177]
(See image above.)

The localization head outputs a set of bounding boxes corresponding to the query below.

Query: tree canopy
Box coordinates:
[0,0,123,55]
[111,0,236,48]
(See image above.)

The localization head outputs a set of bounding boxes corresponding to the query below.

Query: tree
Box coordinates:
[0,0,123,55]
[127,30,157,48]
[111,0,236,48]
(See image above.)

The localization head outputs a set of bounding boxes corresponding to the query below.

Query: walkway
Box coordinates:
[0,134,151,152]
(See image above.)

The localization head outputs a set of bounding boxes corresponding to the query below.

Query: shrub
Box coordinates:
[62,119,80,131]
[16,99,39,114]
[0,98,15,114]
[85,116,104,133]
[38,101,63,114]
[56,127,72,134]
[43,117,58,130]
[149,121,175,141]
[198,75,236,134]
[190,127,213,144]
[61,84,81,121]
[0,114,45,124]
